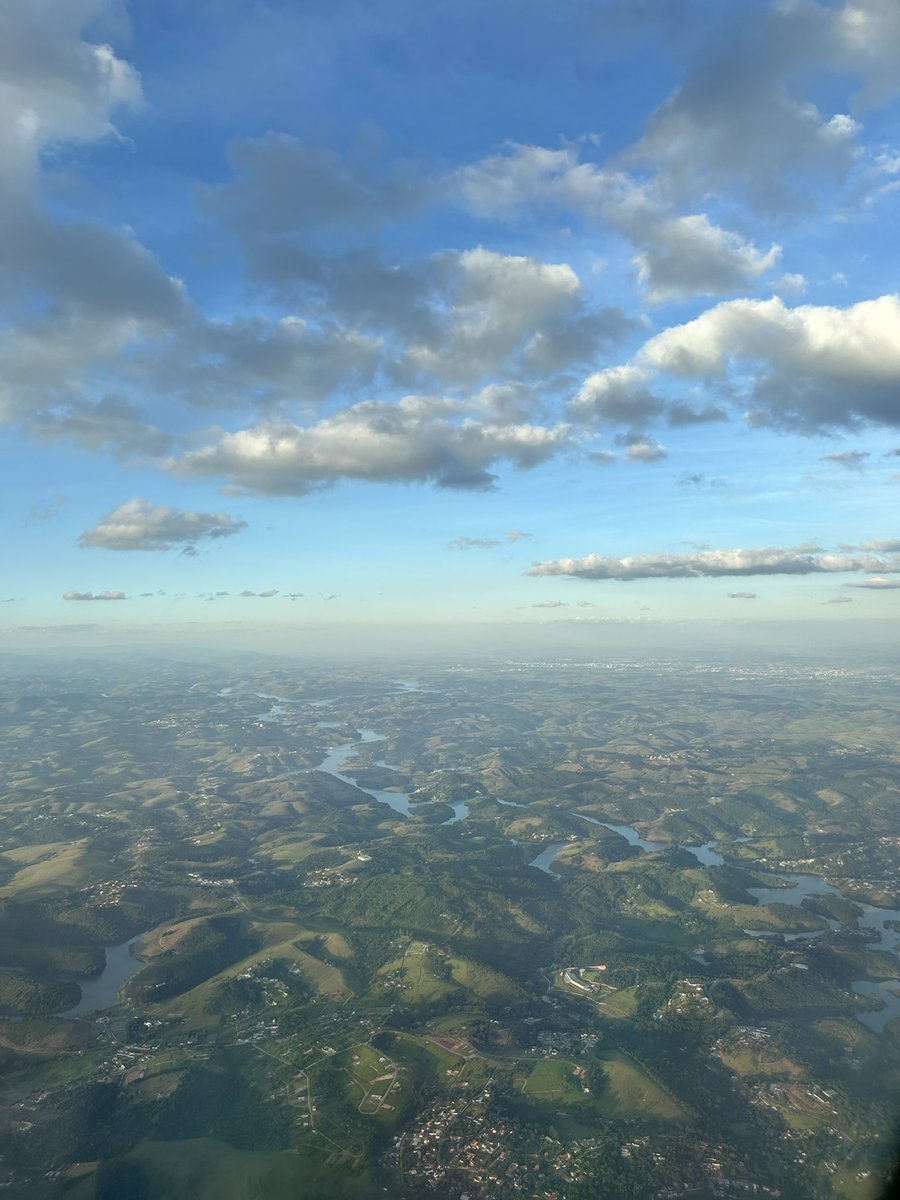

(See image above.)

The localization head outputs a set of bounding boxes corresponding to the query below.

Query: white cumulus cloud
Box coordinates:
[170,395,570,495]
[640,294,900,430]
[79,499,248,552]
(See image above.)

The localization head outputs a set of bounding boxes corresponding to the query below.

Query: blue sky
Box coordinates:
[2,0,899,644]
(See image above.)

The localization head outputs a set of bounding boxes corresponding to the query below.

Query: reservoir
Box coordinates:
[534,815,900,1034]
[60,932,148,1018]
[443,803,470,826]
[743,871,900,1032]
[317,728,416,819]
[852,980,900,1033]
[576,815,725,866]
[234,690,900,1034]
[529,842,568,878]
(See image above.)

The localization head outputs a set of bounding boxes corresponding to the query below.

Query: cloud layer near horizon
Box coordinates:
[63,590,128,601]
[526,546,900,581]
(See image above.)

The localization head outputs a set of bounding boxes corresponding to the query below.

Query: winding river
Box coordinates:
[204,686,900,1035]
[316,728,416,818]
[527,816,900,1033]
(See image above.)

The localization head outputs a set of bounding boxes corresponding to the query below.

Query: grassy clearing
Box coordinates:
[596,986,638,1018]
[107,779,184,807]
[147,921,350,1026]
[254,836,323,866]
[831,1166,882,1200]
[0,1017,93,1054]
[0,840,113,898]
[377,942,456,1004]
[522,1057,584,1101]
[0,1044,110,1094]
[392,1032,465,1083]
[137,916,209,960]
[446,956,522,1002]
[401,943,454,1003]
[596,1053,687,1122]
[812,1018,879,1054]
[717,1043,803,1079]
[338,1043,411,1120]
[309,931,353,960]
[694,893,825,932]
[3,841,73,866]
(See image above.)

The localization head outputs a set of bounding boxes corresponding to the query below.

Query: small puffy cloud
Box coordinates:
[532,600,568,608]
[775,273,807,295]
[824,595,854,604]
[624,440,668,463]
[845,576,900,589]
[62,590,128,601]
[819,451,869,469]
[526,545,900,581]
[79,499,247,552]
[448,537,501,550]
[170,396,570,496]
[446,531,530,550]
[28,495,66,521]
[728,591,758,599]
[238,589,279,598]
[678,473,727,489]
